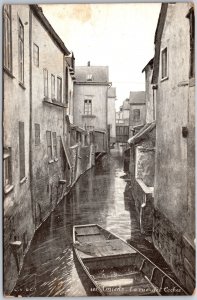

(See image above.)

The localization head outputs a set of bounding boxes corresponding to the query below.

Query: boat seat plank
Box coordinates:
[75,239,136,259]
[75,226,100,236]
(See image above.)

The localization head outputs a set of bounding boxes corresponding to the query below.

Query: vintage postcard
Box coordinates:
[3,1,195,297]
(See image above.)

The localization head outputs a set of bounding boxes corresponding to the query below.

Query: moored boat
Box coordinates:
[73,224,188,296]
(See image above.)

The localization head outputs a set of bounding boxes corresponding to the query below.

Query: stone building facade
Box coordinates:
[3,5,34,294]
[3,5,95,294]
[129,91,146,137]
[73,63,112,153]
[152,3,195,293]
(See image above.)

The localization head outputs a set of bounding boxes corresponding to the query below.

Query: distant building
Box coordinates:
[107,87,116,144]
[116,98,130,126]
[129,91,146,136]
[142,58,156,123]
[152,3,195,293]
[73,62,111,153]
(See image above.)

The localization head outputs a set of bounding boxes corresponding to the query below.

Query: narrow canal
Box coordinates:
[12,148,176,297]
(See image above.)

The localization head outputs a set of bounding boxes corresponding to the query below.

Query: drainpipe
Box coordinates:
[29,8,35,227]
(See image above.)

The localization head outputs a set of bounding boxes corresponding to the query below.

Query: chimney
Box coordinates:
[87,61,90,67]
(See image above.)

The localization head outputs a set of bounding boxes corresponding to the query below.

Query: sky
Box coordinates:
[41,3,161,110]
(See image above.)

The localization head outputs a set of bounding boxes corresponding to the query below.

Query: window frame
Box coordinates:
[33,43,39,67]
[51,74,55,100]
[35,123,40,146]
[57,76,62,102]
[18,17,24,84]
[133,108,140,122]
[3,5,12,73]
[46,131,52,161]
[43,68,48,98]
[52,132,57,159]
[19,121,25,181]
[161,47,168,80]
[84,99,92,115]
[4,147,13,193]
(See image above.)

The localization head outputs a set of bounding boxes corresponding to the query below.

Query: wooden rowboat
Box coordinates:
[73,224,188,296]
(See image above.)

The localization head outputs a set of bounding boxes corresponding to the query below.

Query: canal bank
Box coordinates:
[11,148,184,296]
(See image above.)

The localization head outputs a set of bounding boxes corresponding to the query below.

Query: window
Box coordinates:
[4,147,12,189]
[84,99,92,115]
[187,8,195,78]
[33,43,39,67]
[161,47,168,79]
[3,5,12,71]
[18,18,24,83]
[57,77,62,102]
[133,109,140,121]
[52,132,57,158]
[35,123,40,146]
[43,69,48,98]
[46,131,52,160]
[86,74,93,81]
[65,67,68,104]
[19,121,25,180]
[51,74,55,100]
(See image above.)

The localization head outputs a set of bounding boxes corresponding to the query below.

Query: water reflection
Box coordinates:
[12,148,178,297]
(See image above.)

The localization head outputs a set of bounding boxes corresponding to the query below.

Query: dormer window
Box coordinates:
[87,74,93,81]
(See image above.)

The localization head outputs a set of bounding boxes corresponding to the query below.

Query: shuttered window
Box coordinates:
[18,18,24,83]
[33,43,39,67]
[161,47,168,79]
[35,123,40,146]
[51,74,55,99]
[46,131,52,159]
[19,121,25,180]
[52,132,57,158]
[43,68,48,98]
[3,5,12,71]
[57,77,62,102]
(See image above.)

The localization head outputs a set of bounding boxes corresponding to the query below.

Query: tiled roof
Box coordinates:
[129,91,145,104]
[75,66,109,83]
[128,121,156,145]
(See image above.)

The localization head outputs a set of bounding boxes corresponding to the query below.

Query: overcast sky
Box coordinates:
[41,3,161,110]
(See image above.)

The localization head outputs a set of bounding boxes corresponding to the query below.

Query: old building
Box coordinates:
[152,3,195,293]
[116,99,130,144]
[107,87,116,145]
[142,58,156,123]
[3,5,94,294]
[73,62,111,153]
[3,5,34,294]
[129,91,146,137]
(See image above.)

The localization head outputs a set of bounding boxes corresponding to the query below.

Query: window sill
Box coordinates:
[160,76,168,82]
[19,82,26,90]
[4,67,15,79]
[43,98,66,108]
[48,159,54,164]
[82,114,96,118]
[20,177,27,185]
[4,184,14,195]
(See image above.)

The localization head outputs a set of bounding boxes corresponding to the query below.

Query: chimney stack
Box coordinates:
[87,61,90,67]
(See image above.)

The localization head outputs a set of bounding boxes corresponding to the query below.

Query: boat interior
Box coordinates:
[74,225,186,296]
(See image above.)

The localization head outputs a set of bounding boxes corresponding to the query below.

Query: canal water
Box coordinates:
[12,148,175,297]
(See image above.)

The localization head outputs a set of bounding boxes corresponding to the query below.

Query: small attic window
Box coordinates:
[87,74,93,81]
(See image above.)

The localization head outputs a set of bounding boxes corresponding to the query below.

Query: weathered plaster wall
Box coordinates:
[107,97,116,143]
[73,84,108,132]
[145,66,154,123]
[129,104,146,129]
[153,3,195,293]
[3,5,34,294]
[31,13,66,227]
[135,146,155,187]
